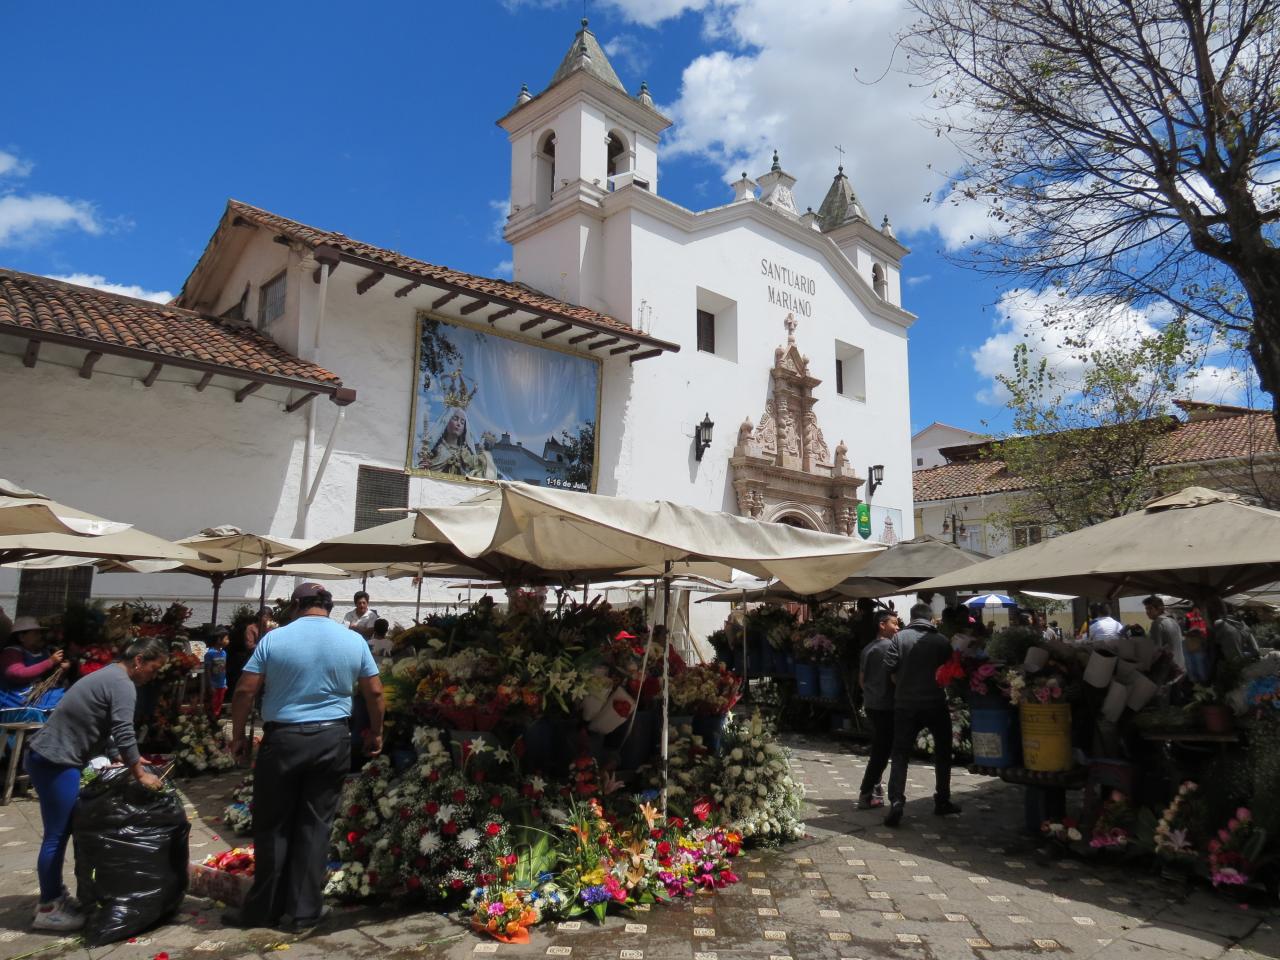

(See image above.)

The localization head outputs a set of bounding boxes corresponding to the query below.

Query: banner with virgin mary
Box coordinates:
[408,313,600,491]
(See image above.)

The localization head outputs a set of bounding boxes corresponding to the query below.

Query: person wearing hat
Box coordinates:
[224,583,383,933]
[0,617,68,713]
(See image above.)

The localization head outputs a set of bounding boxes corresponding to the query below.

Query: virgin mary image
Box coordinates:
[417,405,496,479]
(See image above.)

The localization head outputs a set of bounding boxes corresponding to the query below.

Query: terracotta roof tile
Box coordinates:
[223,200,637,336]
[914,411,1279,502]
[0,269,343,388]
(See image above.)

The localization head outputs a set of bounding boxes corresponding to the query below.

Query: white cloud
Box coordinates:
[0,150,33,178]
[489,198,510,244]
[492,260,514,279]
[602,0,961,238]
[970,288,1245,407]
[905,274,932,287]
[0,194,101,246]
[49,273,172,303]
[603,33,651,77]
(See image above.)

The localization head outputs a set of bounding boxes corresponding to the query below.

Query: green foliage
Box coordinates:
[987,324,1202,536]
[985,625,1042,665]
[557,421,596,490]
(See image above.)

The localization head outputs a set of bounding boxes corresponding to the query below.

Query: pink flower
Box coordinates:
[1237,807,1252,822]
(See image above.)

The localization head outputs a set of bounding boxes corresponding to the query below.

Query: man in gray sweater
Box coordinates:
[882,602,961,827]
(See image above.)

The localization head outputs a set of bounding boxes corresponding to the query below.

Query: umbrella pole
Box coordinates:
[210,573,224,627]
[258,552,268,613]
[415,563,424,623]
[660,561,672,817]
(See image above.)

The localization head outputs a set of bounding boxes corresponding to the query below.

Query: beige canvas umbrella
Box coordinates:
[909,487,1280,602]
[0,526,204,566]
[0,479,132,538]
[178,528,315,615]
[409,482,885,594]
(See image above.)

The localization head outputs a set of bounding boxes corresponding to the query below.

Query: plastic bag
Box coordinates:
[73,766,190,946]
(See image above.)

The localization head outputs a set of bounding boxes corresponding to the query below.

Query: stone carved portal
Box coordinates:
[730,313,863,536]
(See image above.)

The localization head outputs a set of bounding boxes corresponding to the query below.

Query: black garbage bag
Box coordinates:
[73,766,190,946]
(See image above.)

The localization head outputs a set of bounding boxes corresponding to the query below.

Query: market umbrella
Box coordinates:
[0,479,132,538]
[407,482,885,593]
[0,526,204,566]
[838,534,989,587]
[963,593,1019,609]
[909,487,1280,603]
[179,528,311,617]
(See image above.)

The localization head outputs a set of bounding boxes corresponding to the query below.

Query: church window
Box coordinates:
[606,131,630,186]
[354,464,409,532]
[835,340,866,401]
[535,131,556,210]
[258,271,287,331]
[695,288,738,362]
[696,309,715,353]
[872,263,887,299]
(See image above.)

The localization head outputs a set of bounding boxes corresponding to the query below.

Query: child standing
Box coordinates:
[204,626,229,719]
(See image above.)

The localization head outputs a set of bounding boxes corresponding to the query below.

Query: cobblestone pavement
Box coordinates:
[0,735,1275,960]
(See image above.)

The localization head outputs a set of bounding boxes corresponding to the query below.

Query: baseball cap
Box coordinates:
[291,582,328,603]
[614,629,638,641]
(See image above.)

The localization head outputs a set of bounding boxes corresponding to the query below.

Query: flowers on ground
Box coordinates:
[171,712,235,774]
[1209,807,1267,887]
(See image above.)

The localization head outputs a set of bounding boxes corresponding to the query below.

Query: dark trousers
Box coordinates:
[244,722,349,925]
[859,708,895,797]
[887,703,952,806]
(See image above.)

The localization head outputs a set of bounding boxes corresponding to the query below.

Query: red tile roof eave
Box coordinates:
[0,321,354,404]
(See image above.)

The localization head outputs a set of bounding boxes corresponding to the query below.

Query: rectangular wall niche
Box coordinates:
[835,340,866,402]
[695,287,738,363]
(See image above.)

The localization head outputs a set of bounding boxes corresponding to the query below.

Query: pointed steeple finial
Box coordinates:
[771,150,781,172]
[514,82,532,107]
[836,164,844,177]
[881,214,896,238]
[636,80,654,108]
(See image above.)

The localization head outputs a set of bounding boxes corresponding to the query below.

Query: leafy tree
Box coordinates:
[985,323,1199,534]
[417,315,461,390]
[558,420,596,490]
[907,0,1280,437]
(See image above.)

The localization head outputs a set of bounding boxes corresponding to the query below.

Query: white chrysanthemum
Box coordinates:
[418,832,441,855]
[457,828,481,850]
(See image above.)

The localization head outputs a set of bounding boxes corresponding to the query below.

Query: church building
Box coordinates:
[0,19,918,620]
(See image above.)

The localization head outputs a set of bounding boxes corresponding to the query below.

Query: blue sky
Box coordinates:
[1,1,1252,438]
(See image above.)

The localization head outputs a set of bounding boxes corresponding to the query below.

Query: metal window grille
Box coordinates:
[696,309,715,353]
[354,465,410,532]
[835,358,844,395]
[258,271,287,330]
[17,567,93,618]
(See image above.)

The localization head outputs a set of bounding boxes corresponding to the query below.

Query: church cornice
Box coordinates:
[824,218,910,260]
[497,69,672,138]
[600,185,917,331]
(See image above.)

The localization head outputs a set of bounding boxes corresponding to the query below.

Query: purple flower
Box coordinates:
[488,901,506,915]
[581,884,610,905]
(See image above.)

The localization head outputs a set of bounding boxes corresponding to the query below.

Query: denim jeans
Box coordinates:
[26,749,81,903]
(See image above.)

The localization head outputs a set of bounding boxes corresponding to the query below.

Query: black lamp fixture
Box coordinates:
[941,513,967,544]
[694,413,715,461]
[867,463,885,497]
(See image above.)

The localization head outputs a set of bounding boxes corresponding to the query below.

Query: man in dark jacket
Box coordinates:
[882,602,961,827]
[857,610,899,809]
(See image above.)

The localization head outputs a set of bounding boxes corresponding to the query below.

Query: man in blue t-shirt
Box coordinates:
[225,583,383,933]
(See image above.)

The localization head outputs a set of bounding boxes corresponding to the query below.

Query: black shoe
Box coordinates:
[283,905,333,933]
[884,802,905,827]
[934,799,963,816]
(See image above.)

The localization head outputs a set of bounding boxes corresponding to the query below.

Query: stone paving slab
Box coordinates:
[0,736,1275,959]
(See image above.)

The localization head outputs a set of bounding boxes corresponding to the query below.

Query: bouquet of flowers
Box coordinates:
[155,649,201,683]
[1089,791,1134,850]
[794,630,838,665]
[1208,807,1268,887]
[1042,817,1082,847]
[1152,781,1198,863]
[1002,667,1065,706]
[222,773,254,835]
[700,712,804,844]
[669,662,741,716]
[465,854,541,942]
[78,645,117,675]
[171,712,235,774]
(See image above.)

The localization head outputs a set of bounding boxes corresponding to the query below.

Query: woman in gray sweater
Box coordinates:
[25,637,168,932]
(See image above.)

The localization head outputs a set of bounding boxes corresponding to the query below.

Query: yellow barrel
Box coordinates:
[1019,702,1072,771]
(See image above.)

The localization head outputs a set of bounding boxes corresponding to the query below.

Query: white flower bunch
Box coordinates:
[171,713,235,774]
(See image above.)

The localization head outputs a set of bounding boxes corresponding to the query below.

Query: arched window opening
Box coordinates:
[774,513,814,530]
[535,131,557,210]
[606,131,629,182]
[872,263,887,300]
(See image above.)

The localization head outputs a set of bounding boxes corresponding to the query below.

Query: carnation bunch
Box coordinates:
[1089,791,1134,850]
[1152,781,1198,862]
[1208,807,1268,887]
[669,662,741,715]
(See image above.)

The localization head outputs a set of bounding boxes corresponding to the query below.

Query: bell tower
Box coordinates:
[496,19,671,312]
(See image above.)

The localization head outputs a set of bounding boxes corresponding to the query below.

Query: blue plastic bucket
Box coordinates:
[970,706,1018,767]
[794,662,818,698]
[818,665,844,700]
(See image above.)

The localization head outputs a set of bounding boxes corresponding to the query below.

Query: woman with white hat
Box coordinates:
[0,617,68,714]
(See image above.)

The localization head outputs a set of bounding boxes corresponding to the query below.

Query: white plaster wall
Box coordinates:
[509,130,534,213]
[600,208,916,532]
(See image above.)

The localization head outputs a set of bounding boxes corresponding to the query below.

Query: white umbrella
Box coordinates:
[0,479,131,537]
[963,593,1019,609]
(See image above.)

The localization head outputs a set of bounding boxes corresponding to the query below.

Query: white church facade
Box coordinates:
[0,19,919,622]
